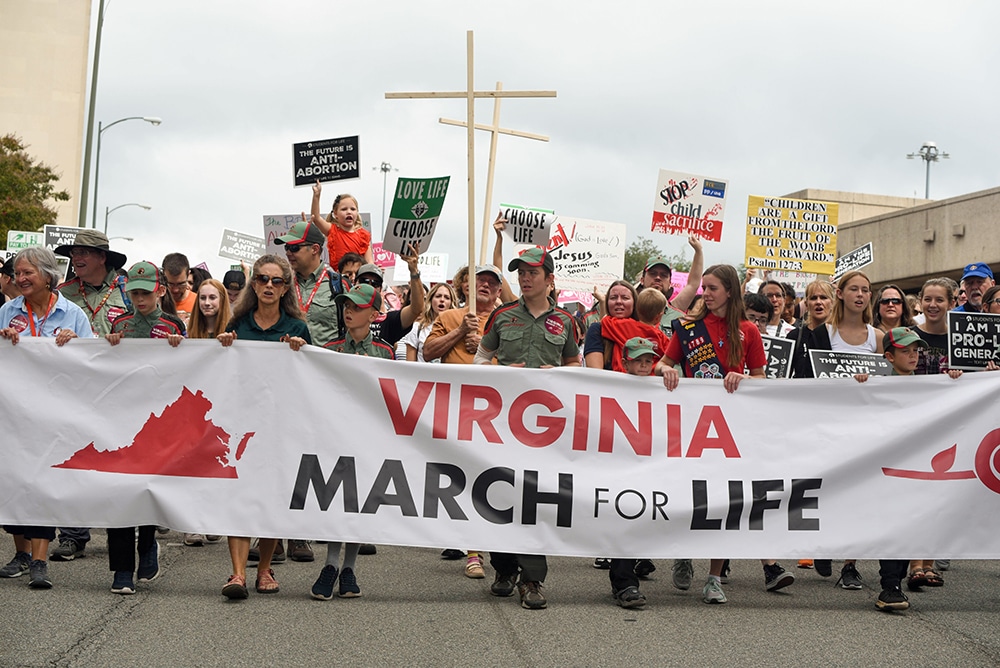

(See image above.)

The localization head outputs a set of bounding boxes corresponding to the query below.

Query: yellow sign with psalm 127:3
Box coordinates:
[744,195,839,275]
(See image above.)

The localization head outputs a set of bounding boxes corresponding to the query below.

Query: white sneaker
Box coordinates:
[702,577,727,604]
[184,533,206,546]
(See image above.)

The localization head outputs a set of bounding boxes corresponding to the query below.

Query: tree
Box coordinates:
[623,236,692,282]
[0,134,70,240]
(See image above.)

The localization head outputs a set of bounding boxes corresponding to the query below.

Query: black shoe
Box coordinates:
[764,563,795,591]
[613,585,646,608]
[28,560,52,589]
[490,571,517,597]
[814,559,833,577]
[634,559,656,579]
[517,580,547,609]
[440,549,465,560]
[50,539,83,562]
[876,586,909,611]
[836,563,863,590]
[358,544,377,555]
[287,540,314,562]
[592,558,611,569]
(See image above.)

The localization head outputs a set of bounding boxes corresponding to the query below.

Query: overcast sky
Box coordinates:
[87,0,1000,281]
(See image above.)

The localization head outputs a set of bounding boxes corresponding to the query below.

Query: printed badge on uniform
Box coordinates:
[9,314,28,333]
[544,315,564,336]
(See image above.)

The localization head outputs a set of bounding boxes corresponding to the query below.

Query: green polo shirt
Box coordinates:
[59,269,129,336]
[226,310,312,344]
[110,307,185,339]
[658,304,687,337]
[323,332,394,358]
[296,264,341,347]
[481,297,579,368]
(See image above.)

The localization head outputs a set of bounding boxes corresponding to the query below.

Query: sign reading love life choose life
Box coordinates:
[651,169,728,243]
[745,195,839,275]
[381,176,450,256]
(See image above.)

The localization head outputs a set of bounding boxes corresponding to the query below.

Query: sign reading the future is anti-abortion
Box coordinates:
[381,176,450,256]
[293,136,360,187]
[651,169,728,243]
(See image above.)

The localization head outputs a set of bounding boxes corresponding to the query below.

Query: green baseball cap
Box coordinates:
[623,336,656,360]
[276,221,325,247]
[508,247,554,273]
[126,261,161,293]
[883,327,928,351]
[335,283,382,311]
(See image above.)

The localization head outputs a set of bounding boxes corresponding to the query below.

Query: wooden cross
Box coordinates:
[385,30,556,312]
[439,81,550,265]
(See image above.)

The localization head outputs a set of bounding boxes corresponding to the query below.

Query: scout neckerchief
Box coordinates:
[294,266,328,313]
[26,293,57,337]
[77,277,115,325]
[671,318,725,379]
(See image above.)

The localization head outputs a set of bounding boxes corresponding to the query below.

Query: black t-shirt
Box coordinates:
[786,324,832,379]
[370,310,412,347]
[914,328,950,375]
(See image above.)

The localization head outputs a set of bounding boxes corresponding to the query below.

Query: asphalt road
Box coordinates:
[2,532,999,667]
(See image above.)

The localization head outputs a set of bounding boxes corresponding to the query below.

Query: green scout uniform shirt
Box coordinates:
[59,269,128,336]
[226,310,312,344]
[110,307,185,339]
[659,303,687,337]
[481,296,579,368]
[323,332,394,358]
[296,264,340,347]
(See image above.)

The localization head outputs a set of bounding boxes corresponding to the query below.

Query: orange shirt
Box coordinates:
[425,307,487,365]
[326,225,371,268]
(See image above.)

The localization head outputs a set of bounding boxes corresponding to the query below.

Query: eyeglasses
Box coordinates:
[746,315,769,325]
[284,244,304,254]
[988,299,1000,306]
[880,298,903,306]
[69,248,99,258]
[254,275,286,287]
[357,276,382,288]
[763,292,784,300]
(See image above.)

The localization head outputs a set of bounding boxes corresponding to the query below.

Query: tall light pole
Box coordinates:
[104,203,151,235]
[907,141,949,199]
[77,0,107,228]
[92,116,161,228]
[373,161,398,238]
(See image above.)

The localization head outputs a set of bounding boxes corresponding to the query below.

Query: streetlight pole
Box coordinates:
[92,116,162,229]
[906,141,949,199]
[104,203,151,235]
[77,0,107,228]
[374,161,398,238]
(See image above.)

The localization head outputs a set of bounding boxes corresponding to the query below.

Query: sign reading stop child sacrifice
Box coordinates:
[745,195,839,275]
[381,176,450,256]
[651,169,728,243]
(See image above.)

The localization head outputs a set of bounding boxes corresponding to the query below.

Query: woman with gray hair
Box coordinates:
[0,246,94,589]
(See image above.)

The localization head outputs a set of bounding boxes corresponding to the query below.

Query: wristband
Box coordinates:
[410,272,421,279]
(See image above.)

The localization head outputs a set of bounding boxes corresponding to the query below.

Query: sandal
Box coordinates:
[906,569,928,591]
[222,574,248,599]
[255,568,280,594]
[924,569,944,587]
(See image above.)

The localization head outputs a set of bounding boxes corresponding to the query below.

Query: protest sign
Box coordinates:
[766,270,818,297]
[810,350,891,378]
[498,202,553,247]
[745,195,839,275]
[762,335,794,379]
[518,217,626,293]
[293,135,360,187]
[372,242,397,269]
[393,252,448,284]
[262,214,300,257]
[381,176,450,255]
[834,243,874,281]
[948,311,1000,370]
[557,290,595,309]
[651,169,728,242]
[6,231,43,250]
[219,229,266,263]
[43,225,81,250]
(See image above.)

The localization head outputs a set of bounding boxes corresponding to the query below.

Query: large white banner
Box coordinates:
[2,339,999,559]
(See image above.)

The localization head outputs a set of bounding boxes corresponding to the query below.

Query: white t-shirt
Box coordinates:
[399,322,440,363]
[826,323,878,353]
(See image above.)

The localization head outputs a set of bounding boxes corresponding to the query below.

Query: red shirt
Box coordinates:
[326,225,371,268]
[663,313,766,376]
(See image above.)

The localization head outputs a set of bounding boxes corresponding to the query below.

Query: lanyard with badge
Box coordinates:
[25,294,56,337]
[77,280,115,325]
[294,267,328,313]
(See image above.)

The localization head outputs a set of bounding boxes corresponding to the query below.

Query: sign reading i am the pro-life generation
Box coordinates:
[293,136,360,187]
[948,311,1000,370]
[761,335,794,379]
[498,203,554,247]
[834,242,874,281]
[651,169,728,243]
[381,176,450,256]
[745,195,839,275]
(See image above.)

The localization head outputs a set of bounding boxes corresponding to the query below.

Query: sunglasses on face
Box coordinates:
[357,276,382,288]
[254,275,286,287]
[284,244,305,254]
[880,298,903,306]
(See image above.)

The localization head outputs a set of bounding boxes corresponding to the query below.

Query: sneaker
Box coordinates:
[935,559,950,571]
[814,559,833,577]
[287,540,314,562]
[255,568,279,594]
[797,559,814,569]
[672,559,693,591]
[206,535,223,543]
[311,565,338,600]
[0,552,31,578]
[764,563,795,591]
[490,571,517,597]
[222,574,248,599]
[184,533,206,547]
[338,567,361,598]
[111,571,135,595]
[876,586,910,611]
[156,526,170,534]
[247,539,260,564]
[837,563,863,590]
[271,540,286,564]
[358,544,377,555]
[593,558,611,569]
[517,581,547,609]
[28,560,52,589]
[465,556,485,579]
[137,540,159,582]
[50,539,83,561]
[702,577,727,604]
[441,548,465,560]
[634,559,656,579]
[720,559,731,584]
[613,585,646,609]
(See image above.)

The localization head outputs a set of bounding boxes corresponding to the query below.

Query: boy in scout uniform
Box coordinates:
[475,246,580,610]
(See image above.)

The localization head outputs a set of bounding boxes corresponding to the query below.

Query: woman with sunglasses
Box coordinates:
[871,284,914,334]
[216,254,310,599]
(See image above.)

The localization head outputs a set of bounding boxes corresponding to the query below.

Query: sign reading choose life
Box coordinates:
[744,195,839,275]
[381,176,450,255]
